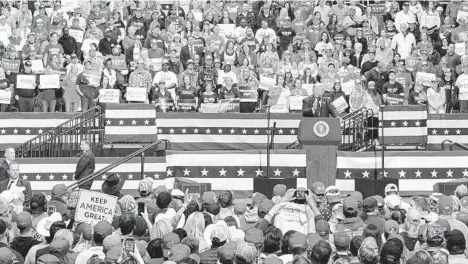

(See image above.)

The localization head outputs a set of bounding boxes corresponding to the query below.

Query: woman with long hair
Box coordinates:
[236,67,258,111]
[362,80,383,145]
[275,7,289,29]
[302,67,317,84]
[237,43,258,69]
[259,43,279,70]
[420,1,441,40]
[327,14,338,33]
[221,40,238,66]
[315,32,332,57]
[276,50,298,76]
[427,81,446,114]
[219,10,234,24]
[440,67,458,113]
[363,224,383,250]
[184,212,207,252]
[290,78,308,96]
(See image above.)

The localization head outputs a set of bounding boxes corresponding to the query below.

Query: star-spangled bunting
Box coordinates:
[429,128,467,136]
[156,127,297,135]
[105,118,155,126]
[16,172,166,181]
[167,167,306,178]
[336,168,468,179]
[0,128,52,135]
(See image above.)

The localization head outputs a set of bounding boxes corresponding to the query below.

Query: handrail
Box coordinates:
[441,140,468,151]
[67,139,171,190]
[23,112,105,157]
[17,106,103,158]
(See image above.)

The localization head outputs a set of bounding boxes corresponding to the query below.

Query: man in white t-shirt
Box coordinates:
[455,66,468,113]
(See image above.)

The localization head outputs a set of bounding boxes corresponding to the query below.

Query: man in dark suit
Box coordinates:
[0,147,15,182]
[302,85,339,118]
[74,140,95,190]
[0,162,32,206]
[180,35,202,69]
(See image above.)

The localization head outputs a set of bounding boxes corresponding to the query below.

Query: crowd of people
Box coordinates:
[1,141,468,264]
[0,0,466,114]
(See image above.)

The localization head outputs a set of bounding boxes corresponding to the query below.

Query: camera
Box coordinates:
[294,189,309,200]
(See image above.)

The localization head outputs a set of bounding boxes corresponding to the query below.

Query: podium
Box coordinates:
[298,118,341,188]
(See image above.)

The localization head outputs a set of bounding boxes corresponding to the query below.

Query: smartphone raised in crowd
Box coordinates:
[137,202,145,216]
[123,237,135,254]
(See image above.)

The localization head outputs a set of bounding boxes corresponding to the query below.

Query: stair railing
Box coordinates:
[339,108,375,151]
[67,139,171,190]
[16,106,104,158]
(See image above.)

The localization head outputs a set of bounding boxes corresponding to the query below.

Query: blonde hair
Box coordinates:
[54,229,74,249]
[151,219,173,240]
[184,212,205,238]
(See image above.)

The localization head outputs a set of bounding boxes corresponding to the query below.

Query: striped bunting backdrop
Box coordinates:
[379,105,427,145]
[165,150,307,192]
[16,157,167,191]
[105,103,158,143]
[15,150,306,194]
[336,151,468,193]
[0,113,77,149]
[427,114,468,150]
[156,113,302,150]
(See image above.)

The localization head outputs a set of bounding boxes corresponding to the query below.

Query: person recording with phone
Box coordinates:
[264,187,320,235]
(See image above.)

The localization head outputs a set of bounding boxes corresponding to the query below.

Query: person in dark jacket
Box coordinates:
[10,211,41,258]
[58,27,78,55]
[15,61,38,112]
[74,139,95,190]
[0,162,32,206]
[302,84,339,118]
[0,147,15,182]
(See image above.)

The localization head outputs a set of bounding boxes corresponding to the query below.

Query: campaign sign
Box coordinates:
[369,4,386,15]
[126,87,147,102]
[110,56,127,70]
[0,90,11,104]
[405,56,420,71]
[75,190,118,226]
[259,75,276,91]
[30,59,45,73]
[83,70,101,87]
[416,72,437,86]
[155,98,175,112]
[239,85,257,102]
[219,99,240,113]
[386,94,404,105]
[69,29,84,43]
[16,75,37,89]
[99,89,120,103]
[332,96,349,113]
[218,24,235,40]
[265,86,283,107]
[177,99,197,112]
[2,59,20,73]
[289,96,306,111]
[200,103,220,113]
[39,75,60,89]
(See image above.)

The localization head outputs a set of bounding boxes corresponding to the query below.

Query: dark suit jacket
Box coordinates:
[302,97,339,118]
[0,178,32,206]
[180,44,202,69]
[0,160,9,182]
[74,149,95,190]
[349,52,365,68]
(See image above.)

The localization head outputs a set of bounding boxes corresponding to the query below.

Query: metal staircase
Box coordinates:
[16,106,105,158]
[339,108,376,151]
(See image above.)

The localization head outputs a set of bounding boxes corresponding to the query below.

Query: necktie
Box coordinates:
[314,99,321,116]
[7,181,14,190]
[190,46,194,58]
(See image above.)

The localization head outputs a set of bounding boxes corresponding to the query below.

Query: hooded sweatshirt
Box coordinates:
[336,217,366,239]
[10,236,41,258]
